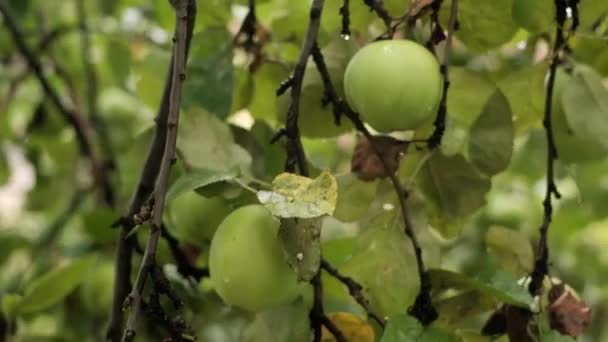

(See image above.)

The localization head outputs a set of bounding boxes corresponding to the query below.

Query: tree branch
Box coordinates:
[0,2,112,206]
[320,259,385,327]
[77,0,117,206]
[121,0,194,340]
[528,0,576,296]
[427,0,457,149]
[107,1,196,340]
[311,44,437,325]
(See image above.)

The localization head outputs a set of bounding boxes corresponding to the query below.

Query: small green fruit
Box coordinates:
[344,40,442,132]
[209,205,300,312]
[168,191,232,247]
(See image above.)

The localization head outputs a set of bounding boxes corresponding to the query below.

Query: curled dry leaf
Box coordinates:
[351,135,408,181]
[548,284,592,337]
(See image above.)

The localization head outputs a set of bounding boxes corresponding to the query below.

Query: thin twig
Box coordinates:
[121,0,193,340]
[77,0,117,206]
[339,0,350,38]
[0,2,111,206]
[320,259,385,327]
[427,0,457,148]
[311,43,437,325]
[528,0,575,296]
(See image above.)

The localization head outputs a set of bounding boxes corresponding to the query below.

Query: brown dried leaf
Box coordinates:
[549,284,592,337]
[351,135,408,181]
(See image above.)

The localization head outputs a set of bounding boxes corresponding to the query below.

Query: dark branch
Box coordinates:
[427,0,457,149]
[363,0,392,30]
[528,0,576,296]
[121,0,195,340]
[339,0,351,38]
[107,1,197,340]
[321,259,385,327]
[311,42,437,325]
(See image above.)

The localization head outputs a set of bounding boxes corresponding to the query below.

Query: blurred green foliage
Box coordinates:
[1,0,607,341]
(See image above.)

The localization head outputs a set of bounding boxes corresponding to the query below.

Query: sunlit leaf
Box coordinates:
[257,171,337,218]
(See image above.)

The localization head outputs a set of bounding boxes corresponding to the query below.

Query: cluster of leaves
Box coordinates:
[1,0,608,341]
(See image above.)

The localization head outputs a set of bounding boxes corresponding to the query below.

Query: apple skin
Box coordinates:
[168,191,232,247]
[552,69,606,163]
[344,40,442,132]
[209,205,300,312]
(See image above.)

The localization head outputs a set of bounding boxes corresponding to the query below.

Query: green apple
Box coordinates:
[80,260,114,314]
[552,69,606,163]
[344,40,442,132]
[209,205,300,312]
[168,191,232,247]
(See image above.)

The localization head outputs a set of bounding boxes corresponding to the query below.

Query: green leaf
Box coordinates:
[381,314,423,342]
[105,38,131,87]
[443,68,496,156]
[333,173,378,222]
[341,212,420,318]
[241,299,310,342]
[418,152,491,236]
[512,0,554,33]
[82,207,116,243]
[17,255,98,314]
[257,171,337,218]
[561,66,608,151]
[485,226,533,275]
[249,62,290,121]
[456,0,518,52]
[468,90,514,175]
[1,293,23,318]
[381,314,454,342]
[134,46,171,109]
[0,234,29,262]
[428,268,533,307]
[183,29,234,119]
[178,109,252,174]
[579,0,608,30]
[434,291,497,328]
[230,67,254,114]
[278,217,322,281]
[166,168,239,203]
[497,63,548,131]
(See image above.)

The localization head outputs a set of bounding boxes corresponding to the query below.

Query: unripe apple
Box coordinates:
[344,40,442,132]
[168,191,232,247]
[209,205,300,312]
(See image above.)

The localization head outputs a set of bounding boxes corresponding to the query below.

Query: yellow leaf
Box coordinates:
[321,312,375,342]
